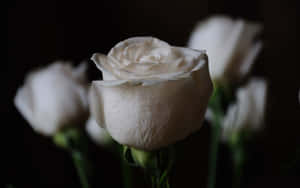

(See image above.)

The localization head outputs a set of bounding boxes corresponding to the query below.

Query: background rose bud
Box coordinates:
[90,37,213,150]
[85,116,113,147]
[188,15,262,84]
[14,62,89,136]
[222,78,267,140]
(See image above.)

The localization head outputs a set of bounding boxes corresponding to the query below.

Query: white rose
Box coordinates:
[222,78,267,140]
[85,116,112,147]
[14,62,89,136]
[90,37,213,150]
[188,15,262,84]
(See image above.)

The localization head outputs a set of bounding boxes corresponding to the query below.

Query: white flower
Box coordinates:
[90,37,213,150]
[85,116,112,147]
[188,15,262,84]
[14,62,89,136]
[222,78,267,140]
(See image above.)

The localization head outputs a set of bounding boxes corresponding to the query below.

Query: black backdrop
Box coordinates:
[6,0,300,187]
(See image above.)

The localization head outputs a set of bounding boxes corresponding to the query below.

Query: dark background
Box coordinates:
[6,0,300,187]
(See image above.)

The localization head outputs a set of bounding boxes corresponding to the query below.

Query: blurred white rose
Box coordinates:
[85,116,112,147]
[188,15,262,84]
[14,62,89,136]
[90,37,213,150]
[222,78,267,140]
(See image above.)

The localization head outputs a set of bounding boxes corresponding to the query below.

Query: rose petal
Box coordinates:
[89,62,212,150]
[91,53,120,80]
[92,47,207,80]
[85,116,112,146]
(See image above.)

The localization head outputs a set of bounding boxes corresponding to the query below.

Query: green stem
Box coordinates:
[53,128,92,188]
[232,154,243,188]
[72,151,90,188]
[115,144,133,188]
[207,111,222,188]
[151,176,156,188]
[230,136,245,188]
[121,155,133,188]
[122,146,173,188]
[149,150,173,188]
[207,86,224,188]
[150,174,169,188]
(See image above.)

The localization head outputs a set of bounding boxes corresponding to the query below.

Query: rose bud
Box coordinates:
[14,62,89,136]
[222,78,267,140]
[188,15,262,84]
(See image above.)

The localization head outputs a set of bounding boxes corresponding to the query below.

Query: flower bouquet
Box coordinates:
[13,15,275,188]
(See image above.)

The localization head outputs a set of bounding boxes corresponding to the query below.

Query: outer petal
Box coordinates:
[85,116,112,147]
[238,41,262,78]
[89,62,212,150]
[225,22,262,81]
[188,16,238,80]
[238,78,267,130]
[91,53,119,80]
[14,84,52,134]
[221,104,239,140]
[221,78,267,140]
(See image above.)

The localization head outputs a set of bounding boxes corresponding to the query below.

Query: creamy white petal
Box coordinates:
[85,117,112,146]
[91,37,207,80]
[108,37,171,63]
[91,53,120,80]
[90,62,212,150]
